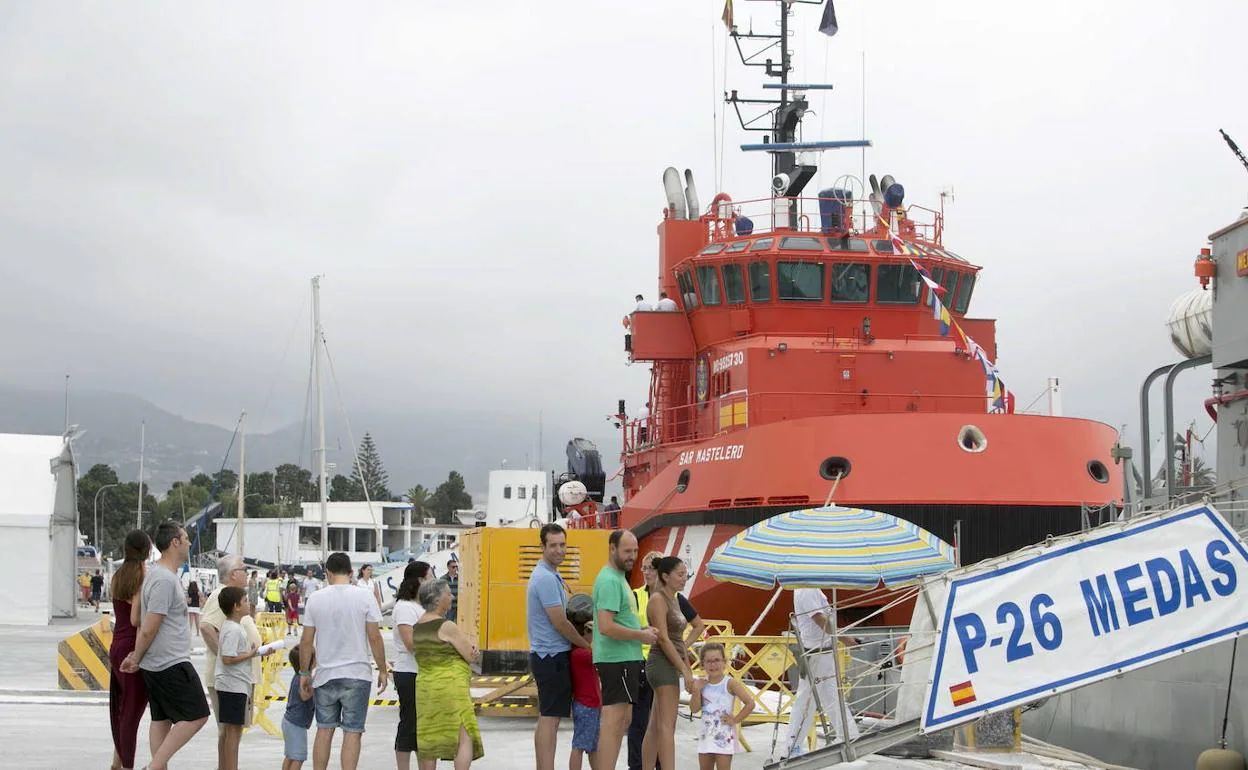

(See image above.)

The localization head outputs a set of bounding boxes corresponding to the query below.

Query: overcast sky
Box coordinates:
[1,0,1246,467]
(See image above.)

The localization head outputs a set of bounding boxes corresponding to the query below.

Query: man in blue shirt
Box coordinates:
[527,523,591,770]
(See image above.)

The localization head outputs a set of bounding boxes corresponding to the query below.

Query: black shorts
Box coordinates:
[216,690,249,726]
[595,661,642,707]
[530,651,572,718]
[141,661,210,724]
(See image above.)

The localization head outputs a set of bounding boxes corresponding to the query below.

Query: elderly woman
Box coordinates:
[412,579,483,770]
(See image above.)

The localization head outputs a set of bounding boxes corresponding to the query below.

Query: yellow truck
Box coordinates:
[458,526,610,674]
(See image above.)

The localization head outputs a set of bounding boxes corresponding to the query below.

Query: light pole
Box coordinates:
[93,484,119,556]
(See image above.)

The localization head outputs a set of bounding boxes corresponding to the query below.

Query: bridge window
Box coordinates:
[700,244,726,255]
[725,241,749,253]
[696,265,723,306]
[940,269,959,302]
[872,240,895,254]
[876,263,921,304]
[777,261,825,302]
[677,270,698,309]
[503,486,512,499]
[721,264,746,304]
[828,237,870,253]
[750,238,774,251]
[926,267,944,307]
[830,263,870,303]
[953,273,975,313]
[748,261,771,302]
[779,236,824,251]
[518,487,527,499]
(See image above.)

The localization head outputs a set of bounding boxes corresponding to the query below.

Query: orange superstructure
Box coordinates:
[569,1,1122,633]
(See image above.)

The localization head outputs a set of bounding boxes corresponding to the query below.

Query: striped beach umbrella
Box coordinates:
[705,505,956,589]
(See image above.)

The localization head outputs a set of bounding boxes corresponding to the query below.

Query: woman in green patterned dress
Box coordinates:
[413,578,483,769]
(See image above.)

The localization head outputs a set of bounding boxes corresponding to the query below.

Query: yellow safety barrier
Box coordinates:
[57,616,114,691]
[251,612,289,737]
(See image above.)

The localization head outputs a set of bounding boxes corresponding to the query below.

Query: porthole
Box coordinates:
[819,457,852,480]
[1087,460,1110,484]
[957,425,988,453]
[676,469,691,493]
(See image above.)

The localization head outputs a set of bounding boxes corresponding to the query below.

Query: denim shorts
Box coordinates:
[571,701,600,752]
[313,678,371,733]
[282,717,309,761]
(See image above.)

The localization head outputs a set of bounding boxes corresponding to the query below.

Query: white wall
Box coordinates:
[486,469,549,527]
[0,434,67,625]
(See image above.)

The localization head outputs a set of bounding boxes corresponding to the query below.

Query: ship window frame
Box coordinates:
[748,261,771,303]
[828,237,870,253]
[926,266,944,307]
[725,241,750,253]
[830,262,871,304]
[749,238,774,252]
[721,263,747,305]
[872,239,895,254]
[700,244,726,255]
[695,264,723,306]
[875,263,922,305]
[940,269,960,301]
[677,269,699,310]
[503,486,512,499]
[779,236,825,251]
[776,260,825,302]
[953,272,976,313]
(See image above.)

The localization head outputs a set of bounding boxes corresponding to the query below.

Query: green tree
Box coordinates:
[350,432,392,501]
[189,473,213,490]
[429,471,472,525]
[213,469,239,493]
[329,474,357,502]
[275,463,315,503]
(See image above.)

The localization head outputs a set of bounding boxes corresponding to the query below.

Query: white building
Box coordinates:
[486,469,550,528]
[0,433,79,625]
[214,500,474,567]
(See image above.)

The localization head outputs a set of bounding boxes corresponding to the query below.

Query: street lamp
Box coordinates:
[93,484,119,556]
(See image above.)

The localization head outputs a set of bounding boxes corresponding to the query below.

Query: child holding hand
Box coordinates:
[569,621,600,770]
[689,643,755,770]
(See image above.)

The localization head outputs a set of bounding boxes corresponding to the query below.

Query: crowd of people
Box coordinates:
[103,520,850,770]
[526,525,757,770]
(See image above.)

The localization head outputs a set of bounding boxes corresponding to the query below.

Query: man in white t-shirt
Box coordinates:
[655,291,678,311]
[298,552,388,770]
[786,587,859,758]
[633,294,653,313]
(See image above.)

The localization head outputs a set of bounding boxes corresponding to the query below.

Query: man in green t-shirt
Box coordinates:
[592,529,658,770]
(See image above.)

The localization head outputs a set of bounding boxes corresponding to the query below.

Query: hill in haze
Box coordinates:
[0,385,619,502]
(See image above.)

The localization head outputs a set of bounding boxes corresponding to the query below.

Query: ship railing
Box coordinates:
[622,390,993,454]
[563,509,619,530]
[1128,475,1248,535]
[698,196,944,248]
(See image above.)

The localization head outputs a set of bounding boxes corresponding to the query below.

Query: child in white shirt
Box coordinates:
[215,586,258,770]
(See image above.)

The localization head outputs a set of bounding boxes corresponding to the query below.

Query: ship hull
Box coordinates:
[621,411,1122,633]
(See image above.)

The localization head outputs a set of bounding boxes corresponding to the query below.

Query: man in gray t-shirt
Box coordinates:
[121,523,209,770]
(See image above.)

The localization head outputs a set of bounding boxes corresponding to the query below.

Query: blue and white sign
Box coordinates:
[922,504,1248,731]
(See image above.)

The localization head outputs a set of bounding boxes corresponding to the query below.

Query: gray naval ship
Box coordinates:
[1023,195,1248,769]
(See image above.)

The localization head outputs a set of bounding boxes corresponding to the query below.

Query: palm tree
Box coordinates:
[1147,433,1216,493]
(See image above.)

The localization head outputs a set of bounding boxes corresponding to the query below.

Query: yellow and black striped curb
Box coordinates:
[57,618,113,691]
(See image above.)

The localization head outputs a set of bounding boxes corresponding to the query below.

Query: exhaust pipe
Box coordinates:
[663,167,687,219]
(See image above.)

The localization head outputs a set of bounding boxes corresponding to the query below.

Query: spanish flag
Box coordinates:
[949,680,977,707]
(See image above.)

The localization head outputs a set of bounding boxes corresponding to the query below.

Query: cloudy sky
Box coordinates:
[1,0,1246,467]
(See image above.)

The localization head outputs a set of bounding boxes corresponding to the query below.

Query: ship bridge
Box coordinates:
[624,194,998,457]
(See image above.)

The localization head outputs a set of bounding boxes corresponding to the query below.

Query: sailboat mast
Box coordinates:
[136,421,145,530]
[312,276,329,564]
[238,411,246,558]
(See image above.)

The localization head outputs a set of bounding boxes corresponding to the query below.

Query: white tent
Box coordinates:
[0,433,79,625]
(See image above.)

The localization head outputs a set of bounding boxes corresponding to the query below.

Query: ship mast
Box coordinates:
[726,0,868,229]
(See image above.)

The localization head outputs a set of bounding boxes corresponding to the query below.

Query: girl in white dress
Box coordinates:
[689,643,755,769]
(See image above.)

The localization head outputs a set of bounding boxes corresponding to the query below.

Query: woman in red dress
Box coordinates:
[109,530,151,770]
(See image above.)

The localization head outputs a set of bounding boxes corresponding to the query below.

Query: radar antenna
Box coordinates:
[1220,129,1248,175]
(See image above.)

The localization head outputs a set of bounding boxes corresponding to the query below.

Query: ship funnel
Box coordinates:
[683,169,701,218]
[663,167,688,219]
